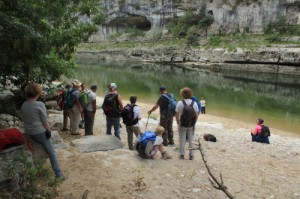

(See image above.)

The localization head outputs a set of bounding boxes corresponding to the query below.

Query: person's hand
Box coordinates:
[148,110,152,114]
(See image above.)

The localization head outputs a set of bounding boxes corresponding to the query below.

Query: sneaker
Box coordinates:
[179,155,184,159]
[161,151,172,159]
[55,175,66,181]
[189,156,194,160]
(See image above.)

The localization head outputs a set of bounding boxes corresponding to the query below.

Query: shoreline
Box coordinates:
[96,96,300,139]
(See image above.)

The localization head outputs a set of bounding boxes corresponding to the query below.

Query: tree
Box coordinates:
[0,0,105,88]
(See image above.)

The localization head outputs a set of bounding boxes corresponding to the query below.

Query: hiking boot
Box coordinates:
[168,141,175,145]
[179,155,184,159]
[189,155,194,160]
[161,151,172,159]
[55,175,66,181]
[163,143,168,147]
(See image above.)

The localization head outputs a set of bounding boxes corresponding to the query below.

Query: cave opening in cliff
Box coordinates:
[109,15,151,32]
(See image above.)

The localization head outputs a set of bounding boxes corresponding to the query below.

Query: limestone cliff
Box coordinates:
[89,0,300,42]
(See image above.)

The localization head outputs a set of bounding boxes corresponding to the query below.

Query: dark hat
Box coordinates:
[91,84,98,89]
[159,86,166,91]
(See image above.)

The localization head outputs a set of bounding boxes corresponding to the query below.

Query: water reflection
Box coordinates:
[74,58,300,134]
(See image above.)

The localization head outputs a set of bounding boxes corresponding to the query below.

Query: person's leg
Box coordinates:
[167,116,174,145]
[203,107,206,114]
[187,127,194,159]
[30,133,63,177]
[159,115,168,146]
[126,126,134,149]
[63,109,69,129]
[179,126,186,158]
[70,105,81,134]
[132,126,142,137]
[113,117,121,139]
[84,110,93,135]
[106,117,112,135]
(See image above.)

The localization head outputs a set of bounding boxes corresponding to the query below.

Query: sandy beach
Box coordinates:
[50,97,300,199]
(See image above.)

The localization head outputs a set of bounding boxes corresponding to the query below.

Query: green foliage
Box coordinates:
[0,0,105,88]
[168,11,200,38]
[126,27,145,37]
[186,26,199,46]
[264,16,300,36]
[207,35,222,47]
[198,15,214,30]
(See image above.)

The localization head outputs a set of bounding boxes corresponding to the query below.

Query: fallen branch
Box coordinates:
[82,190,89,199]
[192,139,235,199]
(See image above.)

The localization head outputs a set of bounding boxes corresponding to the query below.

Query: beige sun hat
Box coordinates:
[73,79,82,87]
[154,126,165,136]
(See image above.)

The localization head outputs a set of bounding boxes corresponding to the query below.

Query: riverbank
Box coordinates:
[77,42,300,75]
[52,97,300,198]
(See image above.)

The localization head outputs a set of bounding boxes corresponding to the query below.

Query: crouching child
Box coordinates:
[136,126,172,159]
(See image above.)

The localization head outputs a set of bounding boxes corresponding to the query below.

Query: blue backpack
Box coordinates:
[64,88,76,108]
[191,96,201,113]
[136,131,157,158]
[162,93,177,117]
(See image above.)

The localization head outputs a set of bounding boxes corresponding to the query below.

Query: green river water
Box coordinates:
[72,58,300,135]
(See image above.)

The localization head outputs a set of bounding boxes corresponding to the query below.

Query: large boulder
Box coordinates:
[70,135,123,152]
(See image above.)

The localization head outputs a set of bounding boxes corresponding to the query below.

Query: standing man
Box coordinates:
[84,84,97,135]
[102,83,123,139]
[200,97,206,114]
[62,83,72,131]
[148,86,175,146]
[123,96,142,150]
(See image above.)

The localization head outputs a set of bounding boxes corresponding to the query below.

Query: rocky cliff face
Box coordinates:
[89,0,300,42]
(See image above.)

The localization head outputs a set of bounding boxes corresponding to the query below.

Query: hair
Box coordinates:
[180,87,193,99]
[258,118,264,124]
[130,96,137,104]
[24,83,43,98]
[154,126,165,136]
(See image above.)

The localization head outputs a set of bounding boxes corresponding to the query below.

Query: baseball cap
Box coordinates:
[159,86,166,91]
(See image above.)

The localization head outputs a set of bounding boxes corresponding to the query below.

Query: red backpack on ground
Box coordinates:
[0,128,25,150]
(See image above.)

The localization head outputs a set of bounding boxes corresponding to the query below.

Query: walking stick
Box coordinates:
[145,113,150,132]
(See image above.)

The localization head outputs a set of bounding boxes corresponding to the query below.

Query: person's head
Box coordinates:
[180,87,193,99]
[109,83,117,92]
[201,97,204,100]
[65,83,72,90]
[130,96,137,104]
[159,86,167,94]
[257,118,264,125]
[25,83,43,98]
[91,84,98,92]
[154,125,165,136]
[81,82,86,90]
[73,80,82,89]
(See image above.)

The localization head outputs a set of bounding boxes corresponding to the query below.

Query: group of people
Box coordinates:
[21,81,270,179]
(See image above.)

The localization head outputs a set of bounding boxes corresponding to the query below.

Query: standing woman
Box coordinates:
[175,87,199,160]
[21,83,64,179]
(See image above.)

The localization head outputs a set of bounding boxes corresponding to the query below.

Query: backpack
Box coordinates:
[64,89,76,108]
[260,125,271,138]
[136,131,156,159]
[102,93,119,117]
[162,93,177,117]
[79,90,91,108]
[180,100,197,127]
[0,128,25,150]
[121,104,139,126]
[56,91,65,109]
[191,96,201,113]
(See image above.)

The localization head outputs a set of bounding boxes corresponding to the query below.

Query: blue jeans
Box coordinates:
[29,133,63,177]
[252,135,270,144]
[106,117,121,139]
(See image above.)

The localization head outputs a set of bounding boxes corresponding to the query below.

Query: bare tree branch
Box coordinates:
[193,138,235,199]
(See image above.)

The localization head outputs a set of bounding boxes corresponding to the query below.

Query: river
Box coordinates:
[73,58,300,135]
